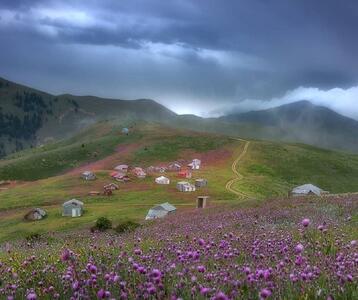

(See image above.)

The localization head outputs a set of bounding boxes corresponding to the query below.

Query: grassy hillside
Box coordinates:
[0,123,237,241]
[0,121,143,180]
[0,122,358,242]
[0,122,231,181]
[234,141,358,199]
[0,77,176,157]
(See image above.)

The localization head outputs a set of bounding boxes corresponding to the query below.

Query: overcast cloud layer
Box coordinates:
[1,0,358,118]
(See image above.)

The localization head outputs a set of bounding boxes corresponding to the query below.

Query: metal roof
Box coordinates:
[63,199,84,206]
[82,171,94,175]
[177,181,189,185]
[291,184,323,196]
[145,209,168,220]
[155,176,169,181]
[159,202,176,212]
[145,202,176,220]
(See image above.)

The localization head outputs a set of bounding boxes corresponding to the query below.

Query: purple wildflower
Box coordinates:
[260,288,272,299]
[301,218,310,227]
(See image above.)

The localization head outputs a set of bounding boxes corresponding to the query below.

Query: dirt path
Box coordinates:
[225,139,250,199]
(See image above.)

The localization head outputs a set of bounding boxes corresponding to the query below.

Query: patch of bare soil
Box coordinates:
[0,180,28,192]
[66,143,142,175]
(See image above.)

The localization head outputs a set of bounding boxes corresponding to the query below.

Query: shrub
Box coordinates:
[114,220,140,234]
[25,232,41,241]
[94,217,112,231]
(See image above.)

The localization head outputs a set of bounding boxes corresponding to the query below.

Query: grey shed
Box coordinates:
[291,184,327,197]
[81,171,96,181]
[159,202,176,212]
[145,202,176,220]
[62,199,84,217]
[24,208,47,221]
[195,179,208,187]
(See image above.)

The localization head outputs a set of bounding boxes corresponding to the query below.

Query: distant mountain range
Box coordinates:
[217,100,358,151]
[1,76,358,156]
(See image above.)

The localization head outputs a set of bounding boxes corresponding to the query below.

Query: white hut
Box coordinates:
[155,176,170,185]
[176,181,196,192]
[62,199,84,217]
[291,184,327,197]
[195,178,208,187]
[145,202,176,220]
[104,183,119,191]
[114,164,129,173]
[188,159,201,170]
[132,167,147,178]
[81,171,96,181]
[122,128,129,135]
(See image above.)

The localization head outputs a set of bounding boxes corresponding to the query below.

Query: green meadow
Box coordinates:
[1,122,358,242]
[234,141,358,199]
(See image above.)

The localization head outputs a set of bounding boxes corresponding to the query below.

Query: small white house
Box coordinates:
[155,176,170,185]
[188,159,201,170]
[291,184,328,197]
[104,183,119,191]
[132,167,147,178]
[62,199,84,217]
[176,181,196,192]
[114,164,129,173]
[81,171,96,181]
[145,202,176,220]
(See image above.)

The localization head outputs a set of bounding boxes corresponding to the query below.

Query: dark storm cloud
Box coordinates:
[1,0,358,117]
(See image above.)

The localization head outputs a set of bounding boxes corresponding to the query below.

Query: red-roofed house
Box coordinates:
[178,170,192,179]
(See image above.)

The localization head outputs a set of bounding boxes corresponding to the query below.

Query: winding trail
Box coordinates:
[225,139,250,199]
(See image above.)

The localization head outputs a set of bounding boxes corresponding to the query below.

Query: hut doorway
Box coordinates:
[197,198,204,208]
[197,196,209,208]
[72,208,81,217]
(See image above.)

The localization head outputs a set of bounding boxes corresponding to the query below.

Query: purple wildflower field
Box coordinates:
[0,196,357,300]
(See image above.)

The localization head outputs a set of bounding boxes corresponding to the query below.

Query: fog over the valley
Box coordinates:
[1,0,358,119]
[213,86,358,120]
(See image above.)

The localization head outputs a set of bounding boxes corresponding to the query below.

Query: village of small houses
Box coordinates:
[18,127,332,225]
[15,127,215,225]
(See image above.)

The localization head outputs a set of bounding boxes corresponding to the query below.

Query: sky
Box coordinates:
[1,0,358,119]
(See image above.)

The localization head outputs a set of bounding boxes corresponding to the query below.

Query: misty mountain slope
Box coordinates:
[2,77,358,156]
[0,77,176,157]
[223,100,358,131]
[216,100,358,152]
